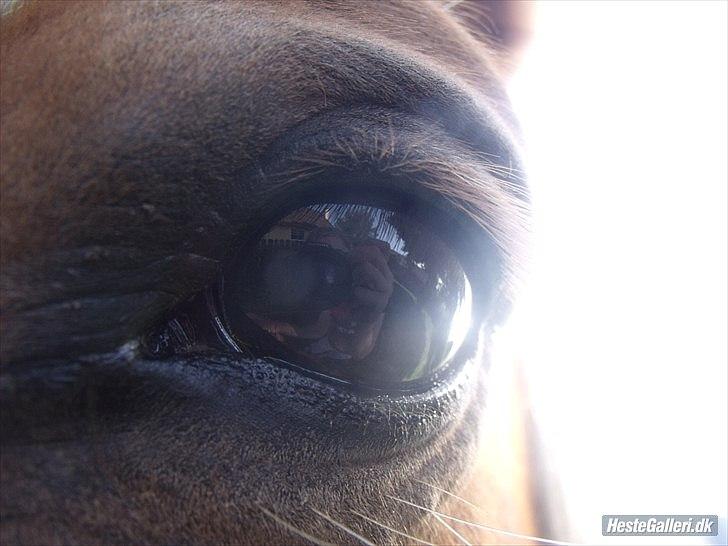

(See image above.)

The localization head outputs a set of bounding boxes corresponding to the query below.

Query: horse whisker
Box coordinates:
[256,504,335,546]
[387,495,577,546]
[413,479,482,512]
[311,507,376,546]
[432,512,472,546]
[350,509,435,546]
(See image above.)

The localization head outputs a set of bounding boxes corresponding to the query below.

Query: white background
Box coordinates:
[504,1,727,544]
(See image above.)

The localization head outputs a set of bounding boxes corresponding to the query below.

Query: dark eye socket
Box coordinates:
[143,198,476,394]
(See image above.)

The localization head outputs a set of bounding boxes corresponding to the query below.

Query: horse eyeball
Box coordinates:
[219,202,473,391]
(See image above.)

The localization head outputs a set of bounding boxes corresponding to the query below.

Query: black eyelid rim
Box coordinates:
[210,281,480,397]
[211,190,500,396]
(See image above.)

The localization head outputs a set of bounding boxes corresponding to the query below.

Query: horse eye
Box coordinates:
[217,202,473,391]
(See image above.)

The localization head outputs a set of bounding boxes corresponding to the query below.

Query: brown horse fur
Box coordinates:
[0,1,536,544]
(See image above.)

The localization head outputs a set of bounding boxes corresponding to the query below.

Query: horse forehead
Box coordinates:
[0,0,513,261]
[2,0,499,89]
[232,0,500,83]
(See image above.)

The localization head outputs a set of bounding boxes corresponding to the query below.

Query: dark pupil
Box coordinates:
[222,203,472,388]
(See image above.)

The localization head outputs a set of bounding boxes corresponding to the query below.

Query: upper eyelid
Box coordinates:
[253,107,529,276]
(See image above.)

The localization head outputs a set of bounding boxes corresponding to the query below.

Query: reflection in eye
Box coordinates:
[220,203,473,389]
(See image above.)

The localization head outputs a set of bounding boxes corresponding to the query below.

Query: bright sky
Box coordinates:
[503,1,727,543]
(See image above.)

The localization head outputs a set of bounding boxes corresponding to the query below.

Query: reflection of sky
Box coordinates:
[316,203,407,254]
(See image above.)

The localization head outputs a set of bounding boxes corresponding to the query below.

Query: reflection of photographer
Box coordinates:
[242,227,394,361]
[300,230,394,360]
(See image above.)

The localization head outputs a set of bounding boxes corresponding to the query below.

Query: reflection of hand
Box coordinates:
[325,241,393,360]
[246,313,298,342]
[247,311,330,341]
[350,242,394,320]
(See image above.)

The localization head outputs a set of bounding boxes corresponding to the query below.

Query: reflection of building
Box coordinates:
[260,208,333,249]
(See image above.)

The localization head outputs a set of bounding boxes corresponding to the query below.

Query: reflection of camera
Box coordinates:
[237,243,353,324]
